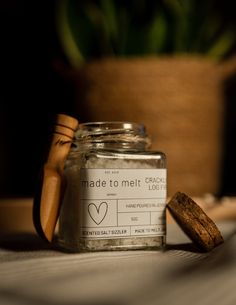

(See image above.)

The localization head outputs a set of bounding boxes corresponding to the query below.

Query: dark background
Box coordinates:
[0,0,78,197]
[0,0,236,197]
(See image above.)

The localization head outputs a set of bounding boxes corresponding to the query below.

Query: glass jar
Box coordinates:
[58,122,167,252]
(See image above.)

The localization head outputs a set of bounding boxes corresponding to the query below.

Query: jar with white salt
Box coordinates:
[58,122,167,252]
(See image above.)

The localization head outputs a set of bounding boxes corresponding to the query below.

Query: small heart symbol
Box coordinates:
[88,202,108,225]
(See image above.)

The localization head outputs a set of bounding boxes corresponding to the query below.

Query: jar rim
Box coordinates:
[75,121,147,138]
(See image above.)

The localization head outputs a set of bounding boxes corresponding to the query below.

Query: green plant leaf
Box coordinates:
[101,0,118,44]
[56,0,84,66]
[55,0,236,65]
[206,29,236,59]
[146,14,167,53]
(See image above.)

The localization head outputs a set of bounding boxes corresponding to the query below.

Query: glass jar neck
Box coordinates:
[70,122,151,152]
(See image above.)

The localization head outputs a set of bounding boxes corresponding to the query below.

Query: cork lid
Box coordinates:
[167,192,224,252]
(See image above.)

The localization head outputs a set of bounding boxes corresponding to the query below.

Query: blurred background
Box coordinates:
[1,0,236,199]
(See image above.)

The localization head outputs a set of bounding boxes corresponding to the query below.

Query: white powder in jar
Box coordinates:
[58,153,167,252]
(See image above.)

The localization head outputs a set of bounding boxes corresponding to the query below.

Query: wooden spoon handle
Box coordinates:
[33,114,78,242]
[47,114,78,169]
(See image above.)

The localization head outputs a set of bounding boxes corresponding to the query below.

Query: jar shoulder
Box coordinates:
[67,149,166,169]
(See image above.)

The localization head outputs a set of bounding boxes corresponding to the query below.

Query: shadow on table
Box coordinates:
[165,242,203,253]
[167,230,236,279]
[0,233,56,252]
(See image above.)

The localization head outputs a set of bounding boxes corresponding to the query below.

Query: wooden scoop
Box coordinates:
[33,114,78,242]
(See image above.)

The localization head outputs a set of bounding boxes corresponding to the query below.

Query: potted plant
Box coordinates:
[55,0,236,196]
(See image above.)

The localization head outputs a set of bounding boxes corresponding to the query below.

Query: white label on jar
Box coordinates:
[79,168,166,239]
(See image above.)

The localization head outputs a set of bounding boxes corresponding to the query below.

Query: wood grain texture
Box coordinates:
[33,114,78,242]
